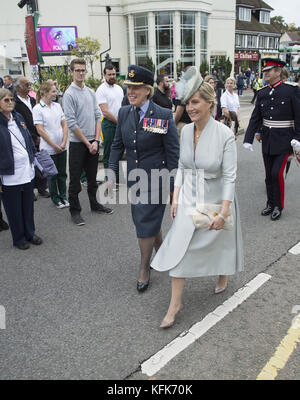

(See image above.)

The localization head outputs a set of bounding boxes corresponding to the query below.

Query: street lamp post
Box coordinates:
[100,6,112,77]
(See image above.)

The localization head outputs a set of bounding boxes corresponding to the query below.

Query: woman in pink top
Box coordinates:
[170,81,177,108]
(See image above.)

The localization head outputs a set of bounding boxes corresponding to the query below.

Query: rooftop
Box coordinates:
[236,0,273,10]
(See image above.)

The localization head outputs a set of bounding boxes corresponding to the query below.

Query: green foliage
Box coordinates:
[71,37,101,77]
[143,56,156,74]
[176,61,184,78]
[271,16,288,34]
[36,65,72,93]
[200,60,210,77]
[85,76,102,91]
[213,56,232,81]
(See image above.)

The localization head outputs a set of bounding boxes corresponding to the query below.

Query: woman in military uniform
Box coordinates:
[108,65,179,292]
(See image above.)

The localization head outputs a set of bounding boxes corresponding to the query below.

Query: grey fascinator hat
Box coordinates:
[175,66,203,104]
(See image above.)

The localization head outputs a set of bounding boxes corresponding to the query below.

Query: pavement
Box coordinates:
[0,90,300,382]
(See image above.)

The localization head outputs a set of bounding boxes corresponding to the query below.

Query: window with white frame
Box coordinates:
[239,7,251,22]
[247,35,257,48]
[260,11,270,24]
[236,34,242,47]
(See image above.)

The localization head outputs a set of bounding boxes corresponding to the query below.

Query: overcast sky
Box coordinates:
[267,0,299,26]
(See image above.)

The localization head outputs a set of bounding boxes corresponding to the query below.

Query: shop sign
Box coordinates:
[235,51,259,61]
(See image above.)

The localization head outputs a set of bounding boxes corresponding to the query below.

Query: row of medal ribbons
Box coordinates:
[142,118,168,134]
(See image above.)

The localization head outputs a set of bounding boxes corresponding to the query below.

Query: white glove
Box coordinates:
[243,143,254,151]
[291,139,300,151]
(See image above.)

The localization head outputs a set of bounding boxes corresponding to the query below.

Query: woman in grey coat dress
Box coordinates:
[151,68,244,328]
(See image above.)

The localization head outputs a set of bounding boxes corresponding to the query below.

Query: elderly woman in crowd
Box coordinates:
[109,65,179,293]
[0,88,42,249]
[151,67,243,328]
[33,81,69,209]
[220,77,241,138]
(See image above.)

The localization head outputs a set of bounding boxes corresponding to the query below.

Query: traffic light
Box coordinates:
[286,53,291,67]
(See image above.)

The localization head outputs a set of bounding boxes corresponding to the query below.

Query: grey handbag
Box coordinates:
[34,149,58,177]
[8,129,58,178]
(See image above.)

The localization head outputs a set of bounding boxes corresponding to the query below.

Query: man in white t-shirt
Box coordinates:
[96,65,123,184]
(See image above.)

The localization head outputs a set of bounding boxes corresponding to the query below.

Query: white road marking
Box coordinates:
[141,273,272,377]
[288,242,300,255]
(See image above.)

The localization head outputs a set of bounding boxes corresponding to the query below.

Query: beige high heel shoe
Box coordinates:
[214,276,228,294]
[159,305,182,329]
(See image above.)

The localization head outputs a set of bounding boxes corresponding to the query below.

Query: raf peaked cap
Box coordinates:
[124,65,154,86]
[262,58,286,72]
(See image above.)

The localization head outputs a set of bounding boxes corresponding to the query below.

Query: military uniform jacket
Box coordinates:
[244,82,300,155]
[109,100,179,191]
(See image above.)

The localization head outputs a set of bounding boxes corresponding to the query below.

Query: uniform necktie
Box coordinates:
[135,107,141,126]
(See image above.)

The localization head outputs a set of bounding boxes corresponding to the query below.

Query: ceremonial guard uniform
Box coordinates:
[244,58,300,220]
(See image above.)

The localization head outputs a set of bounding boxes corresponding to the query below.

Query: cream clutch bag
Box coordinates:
[192,204,234,230]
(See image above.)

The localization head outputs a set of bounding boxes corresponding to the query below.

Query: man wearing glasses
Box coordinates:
[63,58,113,226]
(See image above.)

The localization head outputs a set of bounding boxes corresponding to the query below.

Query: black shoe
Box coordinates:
[28,235,43,245]
[0,218,9,231]
[271,206,281,221]
[71,214,85,226]
[91,204,114,215]
[15,242,30,250]
[137,280,150,293]
[38,189,50,198]
[261,204,273,216]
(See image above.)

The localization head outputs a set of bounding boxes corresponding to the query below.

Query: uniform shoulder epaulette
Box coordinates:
[283,81,298,87]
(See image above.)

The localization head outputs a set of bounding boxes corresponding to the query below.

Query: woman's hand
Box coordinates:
[54,144,63,153]
[170,200,178,220]
[208,215,225,231]
[60,140,67,150]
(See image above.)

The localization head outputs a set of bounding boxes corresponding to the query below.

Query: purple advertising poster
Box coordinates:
[36,26,78,52]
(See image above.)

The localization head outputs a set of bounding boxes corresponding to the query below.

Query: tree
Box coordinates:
[271,16,288,34]
[37,64,72,93]
[143,56,156,75]
[200,60,209,77]
[213,56,232,81]
[176,60,184,78]
[71,37,101,78]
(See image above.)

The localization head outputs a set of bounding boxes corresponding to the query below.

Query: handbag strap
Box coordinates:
[8,128,28,153]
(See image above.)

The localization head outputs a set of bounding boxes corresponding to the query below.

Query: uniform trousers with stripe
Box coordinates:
[262,152,291,210]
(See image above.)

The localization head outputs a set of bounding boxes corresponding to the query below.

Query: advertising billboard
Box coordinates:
[36,26,78,53]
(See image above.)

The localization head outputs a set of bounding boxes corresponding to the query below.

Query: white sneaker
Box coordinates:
[62,200,70,207]
[56,201,66,209]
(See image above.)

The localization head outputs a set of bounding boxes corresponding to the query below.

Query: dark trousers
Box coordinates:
[263,152,291,210]
[34,172,48,193]
[0,198,3,220]
[229,111,240,135]
[102,119,119,183]
[1,180,35,246]
[49,151,67,205]
[251,90,258,104]
[68,141,99,215]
